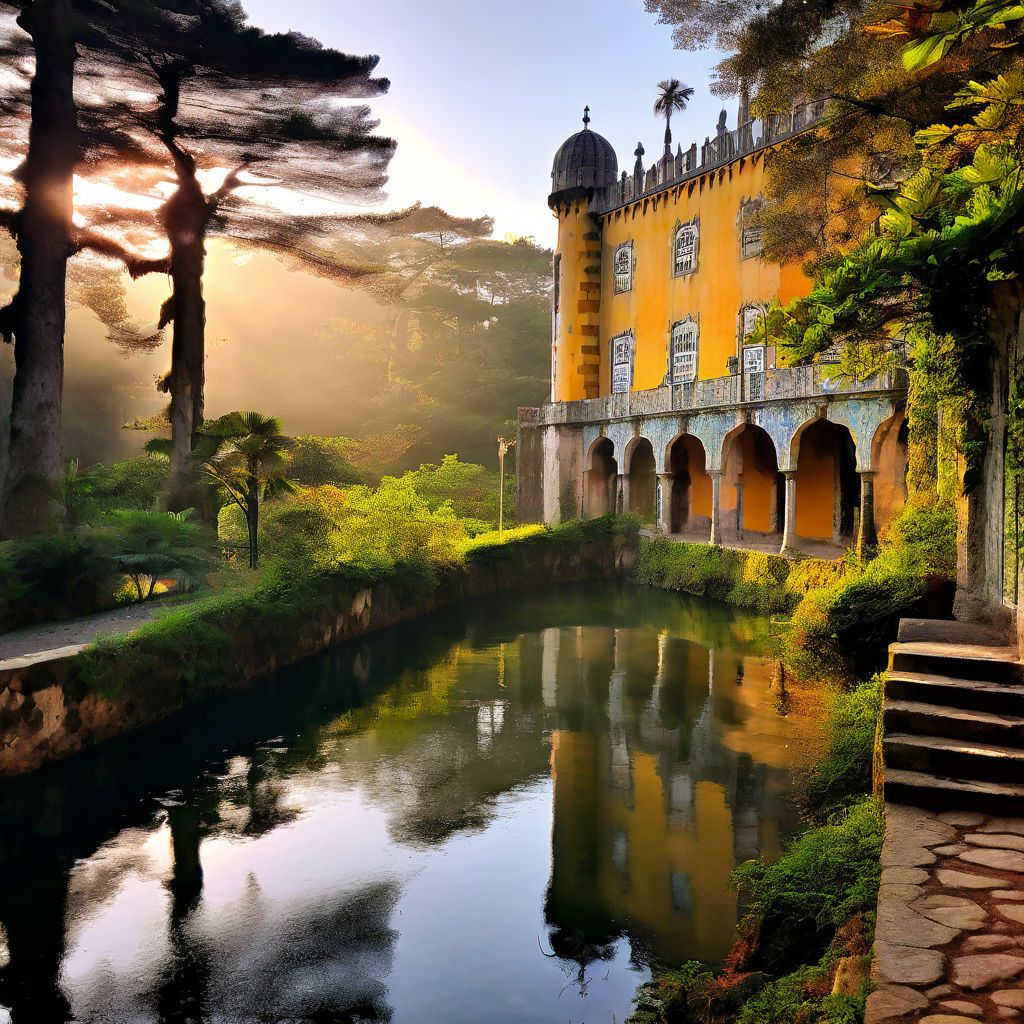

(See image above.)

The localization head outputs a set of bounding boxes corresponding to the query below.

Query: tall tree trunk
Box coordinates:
[0,0,77,537]
[247,476,259,568]
[162,180,208,510]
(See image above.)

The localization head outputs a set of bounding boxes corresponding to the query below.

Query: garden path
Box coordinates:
[0,598,188,669]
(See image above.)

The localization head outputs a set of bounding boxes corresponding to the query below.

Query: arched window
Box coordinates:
[740,303,767,342]
[671,318,698,384]
[673,222,698,276]
[613,243,633,294]
[610,332,633,393]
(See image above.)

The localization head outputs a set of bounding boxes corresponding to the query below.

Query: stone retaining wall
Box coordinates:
[0,532,637,779]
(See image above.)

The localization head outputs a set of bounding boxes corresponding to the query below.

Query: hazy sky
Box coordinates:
[243,0,729,244]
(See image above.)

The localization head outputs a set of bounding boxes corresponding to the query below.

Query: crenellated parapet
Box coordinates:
[601,99,826,214]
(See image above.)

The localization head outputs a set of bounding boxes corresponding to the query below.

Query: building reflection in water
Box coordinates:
[0,587,817,1023]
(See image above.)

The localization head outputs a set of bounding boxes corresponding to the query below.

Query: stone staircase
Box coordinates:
[884,618,1024,814]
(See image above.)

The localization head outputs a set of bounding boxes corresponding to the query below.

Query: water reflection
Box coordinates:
[0,585,819,1024]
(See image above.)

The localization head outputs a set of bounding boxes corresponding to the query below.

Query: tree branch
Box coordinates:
[71,228,170,278]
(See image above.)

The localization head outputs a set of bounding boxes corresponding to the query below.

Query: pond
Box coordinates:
[0,585,821,1024]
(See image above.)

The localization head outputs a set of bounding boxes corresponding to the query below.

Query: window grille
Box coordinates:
[613,243,633,294]
[611,332,632,393]
[673,223,698,275]
[671,319,698,384]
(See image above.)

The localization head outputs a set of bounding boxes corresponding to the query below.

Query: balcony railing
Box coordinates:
[538,364,908,426]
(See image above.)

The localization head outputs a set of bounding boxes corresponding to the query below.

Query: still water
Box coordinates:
[0,585,820,1024]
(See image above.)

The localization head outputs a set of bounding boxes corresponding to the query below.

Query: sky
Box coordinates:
[242,0,729,245]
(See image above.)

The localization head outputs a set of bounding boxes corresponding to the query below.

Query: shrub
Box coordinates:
[403,454,501,524]
[78,455,169,516]
[796,676,883,819]
[734,797,883,975]
[0,533,120,632]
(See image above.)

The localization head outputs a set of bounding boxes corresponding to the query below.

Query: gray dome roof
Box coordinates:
[550,126,618,197]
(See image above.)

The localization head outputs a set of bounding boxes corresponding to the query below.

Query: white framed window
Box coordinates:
[739,197,764,259]
[743,345,765,375]
[613,242,633,294]
[610,331,633,393]
[671,318,698,383]
[673,222,698,276]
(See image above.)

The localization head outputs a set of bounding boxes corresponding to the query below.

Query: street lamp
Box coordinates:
[497,436,515,541]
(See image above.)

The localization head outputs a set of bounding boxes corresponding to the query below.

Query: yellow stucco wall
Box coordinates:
[552,203,602,401]
[724,428,776,534]
[583,153,812,396]
[795,426,838,540]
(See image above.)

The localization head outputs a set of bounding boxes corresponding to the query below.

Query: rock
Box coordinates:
[927,984,954,998]
[877,895,961,947]
[993,991,1024,1009]
[949,953,1024,990]
[874,942,945,985]
[935,844,969,856]
[936,869,1007,889]
[939,1001,982,1017]
[910,894,988,931]
[938,811,985,827]
[962,933,1019,951]
[865,984,929,1022]
[996,903,1024,924]
[920,1017,993,1024]
[979,818,1024,836]
[882,834,938,868]
[965,832,1024,853]
[996,1008,1017,1019]
[959,848,1024,873]
[882,866,930,885]
[993,890,1024,900]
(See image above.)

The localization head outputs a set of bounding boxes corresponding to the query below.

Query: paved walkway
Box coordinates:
[868,803,1024,1023]
[659,527,847,561]
[0,600,183,670]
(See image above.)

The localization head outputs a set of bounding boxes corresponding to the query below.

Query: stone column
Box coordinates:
[709,471,722,546]
[857,471,877,558]
[779,471,798,556]
[617,474,629,516]
[657,474,673,533]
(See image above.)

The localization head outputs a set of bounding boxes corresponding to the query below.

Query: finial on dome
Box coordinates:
[582,105,591,129]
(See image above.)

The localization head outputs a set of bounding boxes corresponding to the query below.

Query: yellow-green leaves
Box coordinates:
[901,0,1024,70]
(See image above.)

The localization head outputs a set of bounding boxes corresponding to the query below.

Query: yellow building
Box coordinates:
[520,104,909,555]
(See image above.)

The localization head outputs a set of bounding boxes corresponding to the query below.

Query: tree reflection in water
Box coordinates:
[0,585,820,1024]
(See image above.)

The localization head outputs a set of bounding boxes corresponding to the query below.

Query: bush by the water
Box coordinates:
[796,676,883,819]
[634,540,847,615]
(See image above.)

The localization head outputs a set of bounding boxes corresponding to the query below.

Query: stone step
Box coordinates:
[884,698,1024,746]
[884,732,1024,783]
[887,670,1024,716]
[889,641,1022,684]
[897,616,1012,647]
[885,767,1024,815]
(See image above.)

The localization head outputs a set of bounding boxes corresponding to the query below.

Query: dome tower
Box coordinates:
[549,108,618,402]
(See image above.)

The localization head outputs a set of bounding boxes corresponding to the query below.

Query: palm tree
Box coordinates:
[654,78,695,151]
[109,508,217,600]
[200,412,296,568]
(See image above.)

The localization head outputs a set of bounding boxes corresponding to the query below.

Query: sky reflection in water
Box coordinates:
[0,585,821,1023]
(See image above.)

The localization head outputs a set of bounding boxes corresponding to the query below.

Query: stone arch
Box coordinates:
[664,433,712,533]
[721,423,783,536]
[585,436,617,517]
[625,436,657,523]
[871,407,909,537]
[791,417,860,542]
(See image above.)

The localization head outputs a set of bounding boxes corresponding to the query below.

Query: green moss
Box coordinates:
[635,539,849,617]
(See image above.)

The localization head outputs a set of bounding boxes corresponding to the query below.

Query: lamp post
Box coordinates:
[498,436,515,541]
